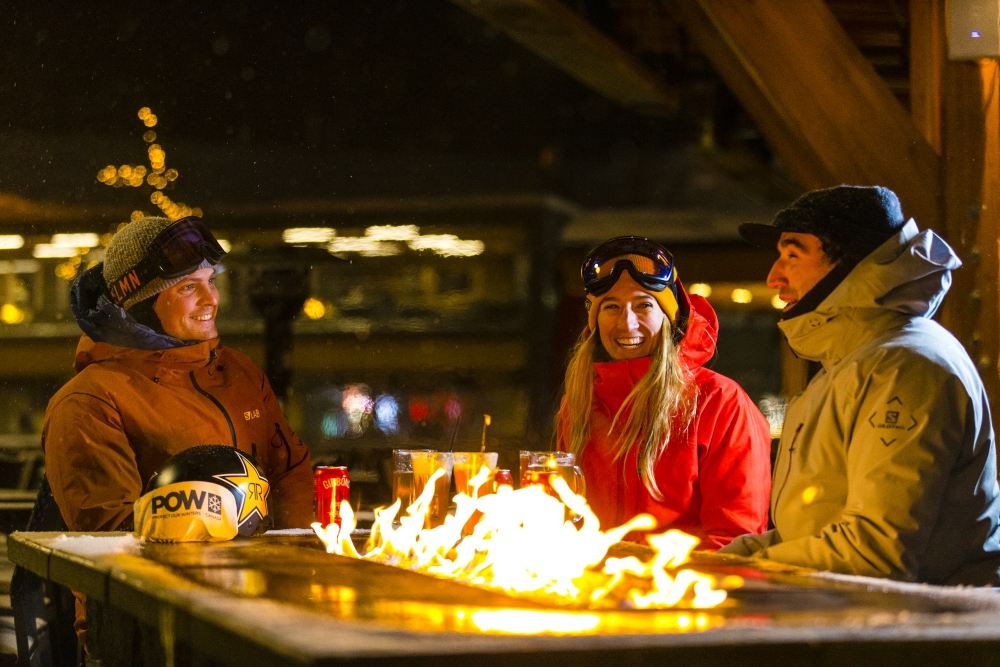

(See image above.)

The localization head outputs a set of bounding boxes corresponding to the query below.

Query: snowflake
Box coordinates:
[208,493,222,514]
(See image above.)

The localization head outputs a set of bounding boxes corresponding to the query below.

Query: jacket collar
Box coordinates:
[74,335,220,373]
[779,221,960,368]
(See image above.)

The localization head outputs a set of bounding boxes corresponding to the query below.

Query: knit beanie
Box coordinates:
[103,216,213,311]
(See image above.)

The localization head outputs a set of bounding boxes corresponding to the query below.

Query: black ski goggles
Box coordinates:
[108,216,226,307]
[581,236,677,297]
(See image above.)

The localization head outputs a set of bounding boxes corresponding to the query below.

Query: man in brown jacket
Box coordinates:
[42,216,315,642]
[44,215,314,532]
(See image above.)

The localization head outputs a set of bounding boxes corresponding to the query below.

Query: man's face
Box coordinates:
[596,273,667,360]
[767,232,836,312]
[153,267,220,340]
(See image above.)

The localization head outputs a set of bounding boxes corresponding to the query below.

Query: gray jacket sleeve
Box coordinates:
[759,355,971,579]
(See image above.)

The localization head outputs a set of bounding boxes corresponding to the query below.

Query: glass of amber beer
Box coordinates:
[452,452,499,497]
[523,451,586,497]
[392,449,433,519]
[410,451,454,528]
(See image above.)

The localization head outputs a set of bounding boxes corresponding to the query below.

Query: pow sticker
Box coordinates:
[867,395,919,445]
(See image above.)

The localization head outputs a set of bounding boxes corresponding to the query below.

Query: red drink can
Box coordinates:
[494,469,513,488]
[315,466,350,527]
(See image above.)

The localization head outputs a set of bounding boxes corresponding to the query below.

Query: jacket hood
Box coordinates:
[71,264,192,351]
[779,220,961,364]
[74,335,221,373]
[593,292,718,396]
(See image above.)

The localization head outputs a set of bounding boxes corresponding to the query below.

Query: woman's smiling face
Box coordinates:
[596,273,667,360]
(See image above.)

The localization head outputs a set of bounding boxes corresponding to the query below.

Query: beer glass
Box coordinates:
[392,449,432,519]
[523,451,586,497]
[452,452,499,498]
[410,451,454,528]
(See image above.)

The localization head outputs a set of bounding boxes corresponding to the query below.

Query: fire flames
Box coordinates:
[312,466,733,612]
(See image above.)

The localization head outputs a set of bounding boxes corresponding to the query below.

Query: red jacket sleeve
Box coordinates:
[692,374,772,550]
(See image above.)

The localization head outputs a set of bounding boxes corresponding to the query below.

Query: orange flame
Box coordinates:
[313,466,732,610]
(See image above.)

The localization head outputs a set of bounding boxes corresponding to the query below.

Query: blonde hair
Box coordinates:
[562,326,697,500]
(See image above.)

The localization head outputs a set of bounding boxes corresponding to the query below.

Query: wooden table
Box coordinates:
[10,530,1000,667]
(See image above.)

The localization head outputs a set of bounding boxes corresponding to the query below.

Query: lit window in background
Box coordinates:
[50,233,100,248]
[283,227,336,244]
[327,225,485,258]
[730,288,753,304]
[374,395,400,435]
[0,260,40,274]
[771,294,787,310]
[328,237,403,257]
[302,298,326,320]
[688,283,712,298]
[365,225,419,241]
[0,235,24,250]
[33,245,79,258]
[408,234,484,257]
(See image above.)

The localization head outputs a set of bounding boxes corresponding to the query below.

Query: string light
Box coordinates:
[95,108,200,221]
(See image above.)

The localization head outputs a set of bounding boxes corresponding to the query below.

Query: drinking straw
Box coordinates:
[480,414,491,453]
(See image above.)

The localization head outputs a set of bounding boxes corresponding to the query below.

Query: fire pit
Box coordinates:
[10,529,1000,666]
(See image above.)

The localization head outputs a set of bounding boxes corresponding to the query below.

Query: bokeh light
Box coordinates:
[730,288,753,304]
[303,297,326,320]
[0,236,25,250]
[374,395,400,435]
[0,304,25,325]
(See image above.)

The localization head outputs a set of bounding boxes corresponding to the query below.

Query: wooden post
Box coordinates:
[940,57,1000,412]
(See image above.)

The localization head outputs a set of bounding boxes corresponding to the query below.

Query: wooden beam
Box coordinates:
[939,58,1000,417]
[669,0,941,229]
[910,0,943,153]
[447,0,678,116]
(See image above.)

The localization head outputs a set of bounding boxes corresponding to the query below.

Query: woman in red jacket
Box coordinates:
[556,236,771,550]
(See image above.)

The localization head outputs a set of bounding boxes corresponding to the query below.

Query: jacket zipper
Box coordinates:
[189,371,237,448]
[771,423,803,527]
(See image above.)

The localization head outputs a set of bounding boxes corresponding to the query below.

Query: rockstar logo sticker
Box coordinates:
[214,456,270,526]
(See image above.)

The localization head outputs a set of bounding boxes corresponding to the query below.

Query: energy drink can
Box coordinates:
[315,466,350,527]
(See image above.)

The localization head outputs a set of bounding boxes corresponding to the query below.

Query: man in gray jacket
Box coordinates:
[722,185,1000,585]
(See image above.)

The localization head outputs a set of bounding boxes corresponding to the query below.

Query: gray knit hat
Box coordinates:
[103,216,213,310]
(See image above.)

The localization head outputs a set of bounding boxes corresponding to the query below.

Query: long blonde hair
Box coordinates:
[562,325,697,500]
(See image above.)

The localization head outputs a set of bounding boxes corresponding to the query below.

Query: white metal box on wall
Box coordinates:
[949,0,1000,59]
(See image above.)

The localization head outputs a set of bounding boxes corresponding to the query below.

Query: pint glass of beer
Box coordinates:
[410,451,454,528]
[392,449,433,519]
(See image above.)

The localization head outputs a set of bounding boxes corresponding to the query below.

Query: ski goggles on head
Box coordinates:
[108,216,226,307]
[581,236,677,297]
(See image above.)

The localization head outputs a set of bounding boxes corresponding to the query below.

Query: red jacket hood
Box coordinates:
[73,335,221,373]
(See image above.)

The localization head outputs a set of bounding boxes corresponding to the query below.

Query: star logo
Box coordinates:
[214,454,270,526]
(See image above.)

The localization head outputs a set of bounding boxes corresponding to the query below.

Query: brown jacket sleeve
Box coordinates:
[257,377,314,529]
[42,392,140,532]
